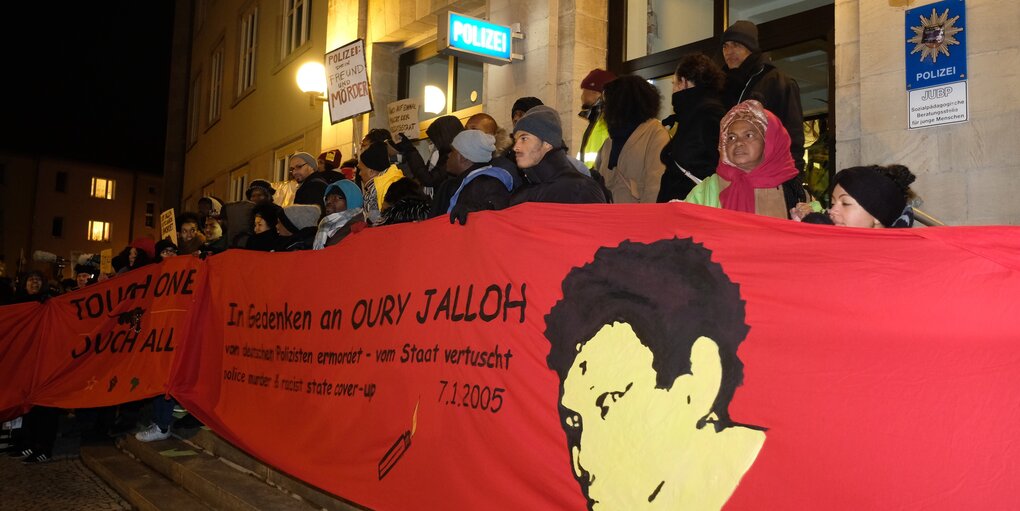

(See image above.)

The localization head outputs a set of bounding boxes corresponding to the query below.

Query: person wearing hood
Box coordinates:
[276,204,321,251]
[114,238,155,274]
[684,100,797,219]
[390,115,464,189]
[721,20,805,209]
[509,106,607,205]
[154,238,178,262]
[246,203,282,251]
[314,180,366,249]
[381,178,432,225]
[176,212,206,255]
[71,263,98,291]
[658,53,728,202]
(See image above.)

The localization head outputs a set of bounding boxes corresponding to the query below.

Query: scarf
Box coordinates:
[313,208,363,250]
[715,100,798,213]
[607,120,641,169]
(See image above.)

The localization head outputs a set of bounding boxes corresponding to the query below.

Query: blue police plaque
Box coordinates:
[438,12,513,66]
[905,0,966,89]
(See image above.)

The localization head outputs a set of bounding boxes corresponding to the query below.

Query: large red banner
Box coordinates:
[3,203,1020,509]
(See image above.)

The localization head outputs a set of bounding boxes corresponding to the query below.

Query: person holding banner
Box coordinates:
[314,180,365,249]
[684,100,797,219]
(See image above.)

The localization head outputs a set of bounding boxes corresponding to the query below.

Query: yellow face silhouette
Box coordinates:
[560,322,764,510]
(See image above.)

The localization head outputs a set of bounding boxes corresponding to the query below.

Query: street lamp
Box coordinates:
[296,62,327,107]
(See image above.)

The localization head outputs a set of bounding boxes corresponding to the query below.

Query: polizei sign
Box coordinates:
[438,12,513,65]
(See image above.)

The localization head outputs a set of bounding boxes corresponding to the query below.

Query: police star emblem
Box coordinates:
[907,7,963,63]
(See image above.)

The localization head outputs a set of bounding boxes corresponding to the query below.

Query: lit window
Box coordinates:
[209,44,225,124]
[231,174,249,202]
[281,0,310,59]
[91,178,116,200]
[87,221,111,242]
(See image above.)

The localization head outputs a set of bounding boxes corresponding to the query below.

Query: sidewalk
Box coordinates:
[0,454,128,511]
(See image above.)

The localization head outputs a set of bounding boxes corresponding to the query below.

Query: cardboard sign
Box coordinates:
[160,208,178,246]
[387,99,421,140]
[99,249,113,275]
[325,39,374,124]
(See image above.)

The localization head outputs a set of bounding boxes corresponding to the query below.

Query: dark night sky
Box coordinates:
[0,2,176,173]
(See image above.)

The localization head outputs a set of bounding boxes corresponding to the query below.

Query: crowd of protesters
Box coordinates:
[1,20,920,462]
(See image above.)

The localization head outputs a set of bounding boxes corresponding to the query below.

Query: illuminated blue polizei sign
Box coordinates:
[439,12,513,65]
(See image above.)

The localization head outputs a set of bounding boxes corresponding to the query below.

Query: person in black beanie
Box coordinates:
[510,106,606,205]
[827,165,917,228]
[246,203,283,251]
[511,97,544,127]
[721,20,806,210]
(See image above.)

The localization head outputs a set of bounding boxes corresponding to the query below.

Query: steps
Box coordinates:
[82,428,368,511]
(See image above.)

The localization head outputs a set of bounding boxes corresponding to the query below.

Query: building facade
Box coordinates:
[0,153,162,280]
[175,0,1019,225]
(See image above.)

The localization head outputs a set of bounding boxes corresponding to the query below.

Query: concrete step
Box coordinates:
[118,435,324,511]
[184,428,366,511]
[81,444,213,511]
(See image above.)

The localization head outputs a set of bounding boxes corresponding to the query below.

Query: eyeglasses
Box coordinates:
[289,162,308,172]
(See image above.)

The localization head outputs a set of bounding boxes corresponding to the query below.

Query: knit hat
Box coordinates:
[199,196,223,217]
[323,179,364,210]
[292,152,319,171]
[835,166,915,228]
[513,105,563,146]
[279,204,321,233]
[451,130,496,163]
[581,69,617,92]
[722,20,760,53]
[319,149,342,170]
[74,263,98,277]
[154,238,178,259]
[130,237,156,260]
[246,179,276,200]
[253,203,282,228]
[360,142,390,172]
[511,97,544,116]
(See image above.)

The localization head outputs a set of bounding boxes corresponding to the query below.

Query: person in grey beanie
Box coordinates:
[444,130,516,225]
[509,106,606,206]
[290,152,329,210]
[276,204,321,251]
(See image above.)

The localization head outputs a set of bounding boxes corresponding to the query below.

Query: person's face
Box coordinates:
[724,120,765,172]
[324,192,347,215]
[828,184,882,228]
[580,89,601,109]
[249,188,270,205]
[180,222,199,242]
[357,161,374,183]
[76,273,91,288]
[160,247,177,259]
[289,157,314,183]
[25,275,43,295]
[560,322,725,509]
[203,217,219,238]
[128,248,138,266]
[722,41,752,70]
[513,131,553,169]
[511,110,526,127]
[446,148,470,176]
[253,214,269,234]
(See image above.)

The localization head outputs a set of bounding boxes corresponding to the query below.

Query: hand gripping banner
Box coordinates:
[4,203,1020,509]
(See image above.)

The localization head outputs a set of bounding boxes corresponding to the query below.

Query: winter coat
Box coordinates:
[658,87,727,202]
[596,118,670,204]
[245,230,281,252]
[579,108,609,168]
[510,150,607,206]
[278,226,317,251]
[293,175,329,209]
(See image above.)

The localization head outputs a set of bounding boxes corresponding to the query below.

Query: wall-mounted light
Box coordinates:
[423,85,447,114]
[296,62,327,107]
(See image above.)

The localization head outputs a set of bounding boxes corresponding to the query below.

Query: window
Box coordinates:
[91,178,116,200]
[209,44,225,124]
[87,221,111,242]
[188,74,202,145]
[274,140,304,182]
[52,217,63,237]
[628,0,714,61]
[399,42,484,122]
[55,171,68,192]
[281,0,311,59]
[145,202,156,228]
[230,174,248,202]
[238,6,258,95]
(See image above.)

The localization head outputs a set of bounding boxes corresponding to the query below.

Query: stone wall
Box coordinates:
[836,0,1020,225]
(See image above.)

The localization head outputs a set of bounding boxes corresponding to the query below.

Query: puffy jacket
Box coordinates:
[510,150,607,205]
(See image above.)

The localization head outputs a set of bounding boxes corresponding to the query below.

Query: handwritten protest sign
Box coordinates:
[387,99,420,140]
[325,39,373,124]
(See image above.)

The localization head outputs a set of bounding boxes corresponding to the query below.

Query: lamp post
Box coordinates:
[296,62,327,107]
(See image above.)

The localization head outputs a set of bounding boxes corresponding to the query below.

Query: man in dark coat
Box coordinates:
[509,106,607,206]
[390,115,464,189]
[290,152,328,210]
[721,20,806,208]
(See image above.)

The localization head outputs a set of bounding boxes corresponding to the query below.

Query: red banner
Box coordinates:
[3,203,1020,509]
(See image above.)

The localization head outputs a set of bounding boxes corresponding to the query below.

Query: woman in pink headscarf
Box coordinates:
[684,100,797,218]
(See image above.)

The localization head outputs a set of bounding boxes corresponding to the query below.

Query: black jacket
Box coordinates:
[245,230,280,252]
[278,226,317,251]
[725,52,806,208]
[658,87,727,202]
[293,175,329,209]
[397,116,464,188]
[510,150,607,206]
